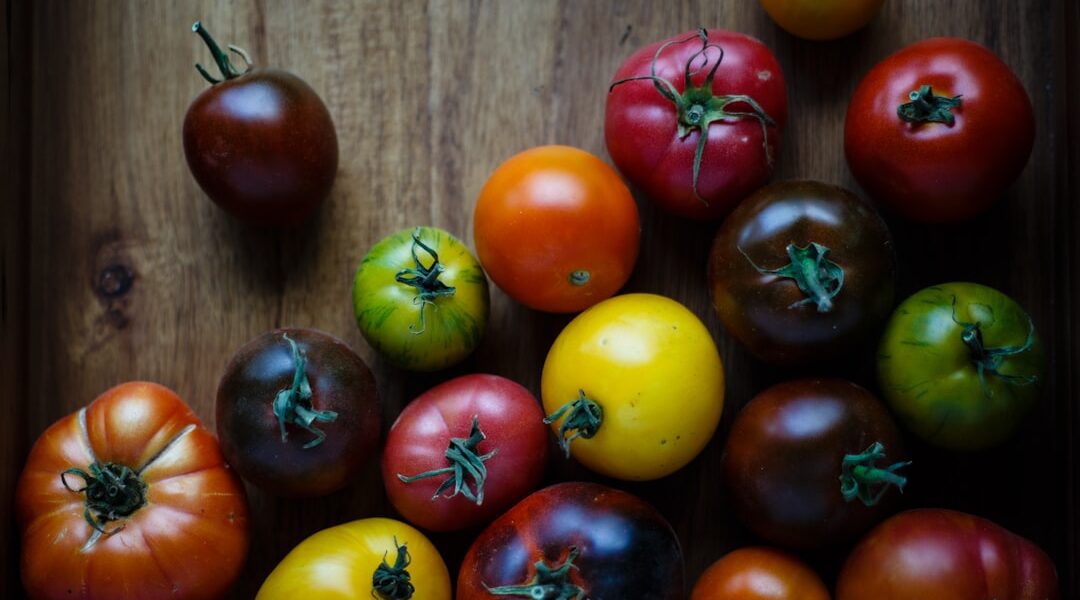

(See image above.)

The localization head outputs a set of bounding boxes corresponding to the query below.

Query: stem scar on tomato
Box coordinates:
[897,85,963,125]
[608,28,777,205]
[191,21,253,84]
[60,462,148,535]
[395,228,456,335]
[838,442,910,506]
[372,539,415,600]
[950,296,1039,398]
[544,390,603,457]
[397,416,498,505]
[738,242,845,313]
[484,546,587,599]
[272,334,339,449]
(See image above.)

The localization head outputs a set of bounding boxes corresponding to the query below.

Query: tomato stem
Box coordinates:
[484,546,586,599]
[544,389,603,458]
[272,334,338,449]
[372,539,415,600]
[395,228,456,336]
[739,242,844,313]
[396,416,498,505]
[191,21,252,84]
[839,442,910,506]
[897,85,962,125]
[60,462,148,534]
[951,297,1039,399]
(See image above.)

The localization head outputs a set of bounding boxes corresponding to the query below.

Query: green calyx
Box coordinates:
[740,242,844,313]
[395,227,456,335]
[951,297,1039,399]
[397,416,498,505]
[61,462,148,534]
[191,21,253,84]
[897,85,962,125]
[484,547,586,599]
[839,442,911,506]
[608,28,776,206]
[372,539,415,600]
[273,334,338,449]
[544,390,603,458]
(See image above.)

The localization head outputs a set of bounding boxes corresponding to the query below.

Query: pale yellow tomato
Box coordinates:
[541,293,724,480]
[760,0,885,41]
[257,517,451,600]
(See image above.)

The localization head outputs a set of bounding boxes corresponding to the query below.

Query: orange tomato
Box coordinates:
[759,0,885,41]
[691,547,830,600]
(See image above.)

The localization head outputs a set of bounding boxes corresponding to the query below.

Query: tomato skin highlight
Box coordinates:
[759,0,885,41]
[690,546,830,600]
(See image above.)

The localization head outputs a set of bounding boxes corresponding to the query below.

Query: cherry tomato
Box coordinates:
[457,482,684,599]
[837,509,1059,600]
[759,0,885,41]
[708,180,895,365]
[473,145,640,313]
[542,293,724,480]
[723,379,908,549]
[606,28,788,220]
[17,382,249,600]
[691,547,830,600]
[382,374,548,532]
[257,517,451,600]
[845,37,1034,222]
[183,22,338,226]
[216,328,380,497]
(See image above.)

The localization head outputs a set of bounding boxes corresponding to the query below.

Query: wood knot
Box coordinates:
[96,264,134,298]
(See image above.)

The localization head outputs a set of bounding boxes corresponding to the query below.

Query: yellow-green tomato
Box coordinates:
[541,293,725,480]
[760,0,885,41]
[352,227,489,371]
[257,517,451,600]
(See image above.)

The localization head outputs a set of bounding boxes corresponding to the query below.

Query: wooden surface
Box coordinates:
[3,0,1077,597]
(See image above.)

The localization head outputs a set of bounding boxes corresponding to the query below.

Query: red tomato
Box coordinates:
[16,382,250,600]
[837,509,1059,600]
[382,374,549,532]
[691,547,829,600]
[845,37,1034,222]
[606,28,788,220]
[473,145,640,313]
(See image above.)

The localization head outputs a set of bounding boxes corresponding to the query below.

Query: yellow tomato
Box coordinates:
[759,0,885,41]
[541,293,724,480]
[257,517,451,600]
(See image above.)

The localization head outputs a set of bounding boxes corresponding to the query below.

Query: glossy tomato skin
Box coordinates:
[473,145,640,313]
[184,67,338,226]
[759,0,884,41]
[382,374,549,532]
[606,29,787,220]
[541,293,724,480]
[17,382,249,600]
[353,226,489,371]
[457,482,684,599]
[723,379,907,549]
[709,180,895,365]
[845,37,1034,222]
[690,547,829,600]
[837,509,1059,600]
[257,517,451,600]
[216,328,380,497]
[877,283,1044,450]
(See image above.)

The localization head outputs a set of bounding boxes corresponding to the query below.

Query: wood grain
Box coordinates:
[3,0,1076,597]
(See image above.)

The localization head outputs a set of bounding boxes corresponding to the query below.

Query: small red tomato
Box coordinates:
[691,547,830,600]
[606,28,788,220]
[382,374,549,532]
[183,22,338,226]
[845,37,1034,222]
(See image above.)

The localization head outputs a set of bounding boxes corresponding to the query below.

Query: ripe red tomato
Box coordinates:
[381,374,549,532]
[606,28,788,220]
[457,482,684,599]
[690,547,829,600]
[16,382,250,600]
[473,145,640,313]
[216,328,381,497]
[845,37,1034,222]
[183,22,338,226]
[837,509,1059,600]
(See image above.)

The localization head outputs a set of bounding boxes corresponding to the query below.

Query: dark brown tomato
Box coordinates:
[183,22,338,226]
[722,379,909,550]
[708,180,895,366]
[216,328,380,497]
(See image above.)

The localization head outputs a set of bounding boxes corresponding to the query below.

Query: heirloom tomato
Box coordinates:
[606,28,787,220]
[541,293,724,480]
[183,22,338,226]
[457,482,684,599]
[759,0,885,41]
[216,328,380,497]
[16,382,249,600]
[877,283,1043,450]
[257,517,451,600]
[690,547,829,600]
[723,379,909,549]
[837,509,1059,600]
[352,226,489,371]
[845,37,1034,222]
[382,374,548,532]
[708,180,895,365]
[473,145,640,313]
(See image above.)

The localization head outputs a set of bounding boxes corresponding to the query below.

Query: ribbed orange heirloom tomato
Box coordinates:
[474,145,640,313]
[691,547,830,600]
[16,382,250,600]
